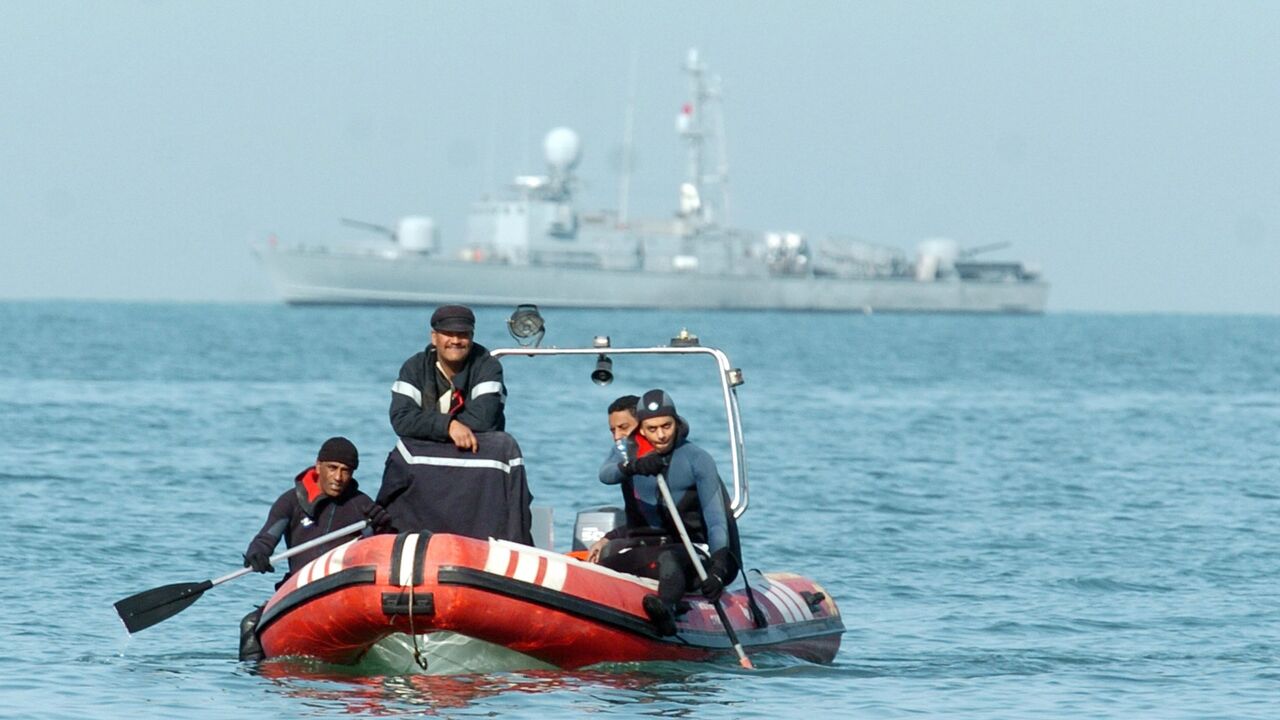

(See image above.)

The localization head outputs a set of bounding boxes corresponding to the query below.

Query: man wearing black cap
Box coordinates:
[389,304,506,452]
[379,304,531,544]
[242,437,393,579]
[596,389,742,636]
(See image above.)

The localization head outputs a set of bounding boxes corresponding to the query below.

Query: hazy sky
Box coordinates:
[3,1,1277,313]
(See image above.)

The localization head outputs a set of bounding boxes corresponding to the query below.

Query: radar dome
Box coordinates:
[544,127,581,170]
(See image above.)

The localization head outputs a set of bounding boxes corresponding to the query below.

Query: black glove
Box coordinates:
[243,550,274,574]
[632,453,667,476]
[699,571,725,601]
[700,548,734,600]
[365,503,393,532]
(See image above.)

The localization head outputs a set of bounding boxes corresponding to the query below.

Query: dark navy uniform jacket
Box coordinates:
[377,432,533,545]
[389,342,506,441]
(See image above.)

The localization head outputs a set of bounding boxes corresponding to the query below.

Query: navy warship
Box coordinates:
[255,50,1048,313]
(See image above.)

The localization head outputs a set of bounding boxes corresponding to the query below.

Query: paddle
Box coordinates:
[654,472,755,670]
[113,519,369,634]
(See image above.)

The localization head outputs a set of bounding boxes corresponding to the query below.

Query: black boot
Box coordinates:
[642,594,677,637]
[239,605,265,662]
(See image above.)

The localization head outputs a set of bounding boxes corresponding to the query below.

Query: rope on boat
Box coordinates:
[407,583,429,671]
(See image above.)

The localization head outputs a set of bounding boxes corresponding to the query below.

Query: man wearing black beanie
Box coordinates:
[238,437,396,661]
[242,436,393,579]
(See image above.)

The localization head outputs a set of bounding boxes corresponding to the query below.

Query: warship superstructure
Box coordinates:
[256,50,1048,313]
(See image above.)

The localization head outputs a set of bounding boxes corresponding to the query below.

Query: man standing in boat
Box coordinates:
[596,389,741,636]
[380,304,532,543]
[388,304,506,450]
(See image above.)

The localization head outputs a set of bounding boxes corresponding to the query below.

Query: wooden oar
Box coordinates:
[113,519,369,634]
[654,472,754,669]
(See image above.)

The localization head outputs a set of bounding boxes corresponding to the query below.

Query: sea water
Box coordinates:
[1,302,1278,718]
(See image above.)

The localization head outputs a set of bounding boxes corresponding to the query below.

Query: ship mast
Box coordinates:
[618,51,638,227]
[676,48,728,232]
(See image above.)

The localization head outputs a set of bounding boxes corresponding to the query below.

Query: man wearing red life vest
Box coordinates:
[242,437,392,578]
[238,437,393,661]
[585,394,646,563]
[595,389,742,636]
[606,394,641,443]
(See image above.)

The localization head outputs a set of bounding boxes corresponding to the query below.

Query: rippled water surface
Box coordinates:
[3,303,1278,718]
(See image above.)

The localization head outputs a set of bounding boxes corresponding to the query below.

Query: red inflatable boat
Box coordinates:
[255,322,846,669]
[257,531,843,668]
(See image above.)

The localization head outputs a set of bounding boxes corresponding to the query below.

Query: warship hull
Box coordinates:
[256,246,1048,313]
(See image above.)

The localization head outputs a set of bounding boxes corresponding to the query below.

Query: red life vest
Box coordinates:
[299,467,324,505]
[633,433,655,457]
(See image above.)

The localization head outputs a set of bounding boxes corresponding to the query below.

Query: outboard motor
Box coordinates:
[572,506,626,551]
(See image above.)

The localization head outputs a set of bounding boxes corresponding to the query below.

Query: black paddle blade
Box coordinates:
[114,580,214,634]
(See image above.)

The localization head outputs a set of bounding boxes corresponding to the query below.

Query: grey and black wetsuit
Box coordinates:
[596,426,741,606]
[244,467,382,579]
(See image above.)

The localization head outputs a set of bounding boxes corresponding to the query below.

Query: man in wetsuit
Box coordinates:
[242,437,392,578]
[606,394,640,442]
[585,394,640,562]
[596,389,741,636]
[583,394,641,562]
[239,437,393,661]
